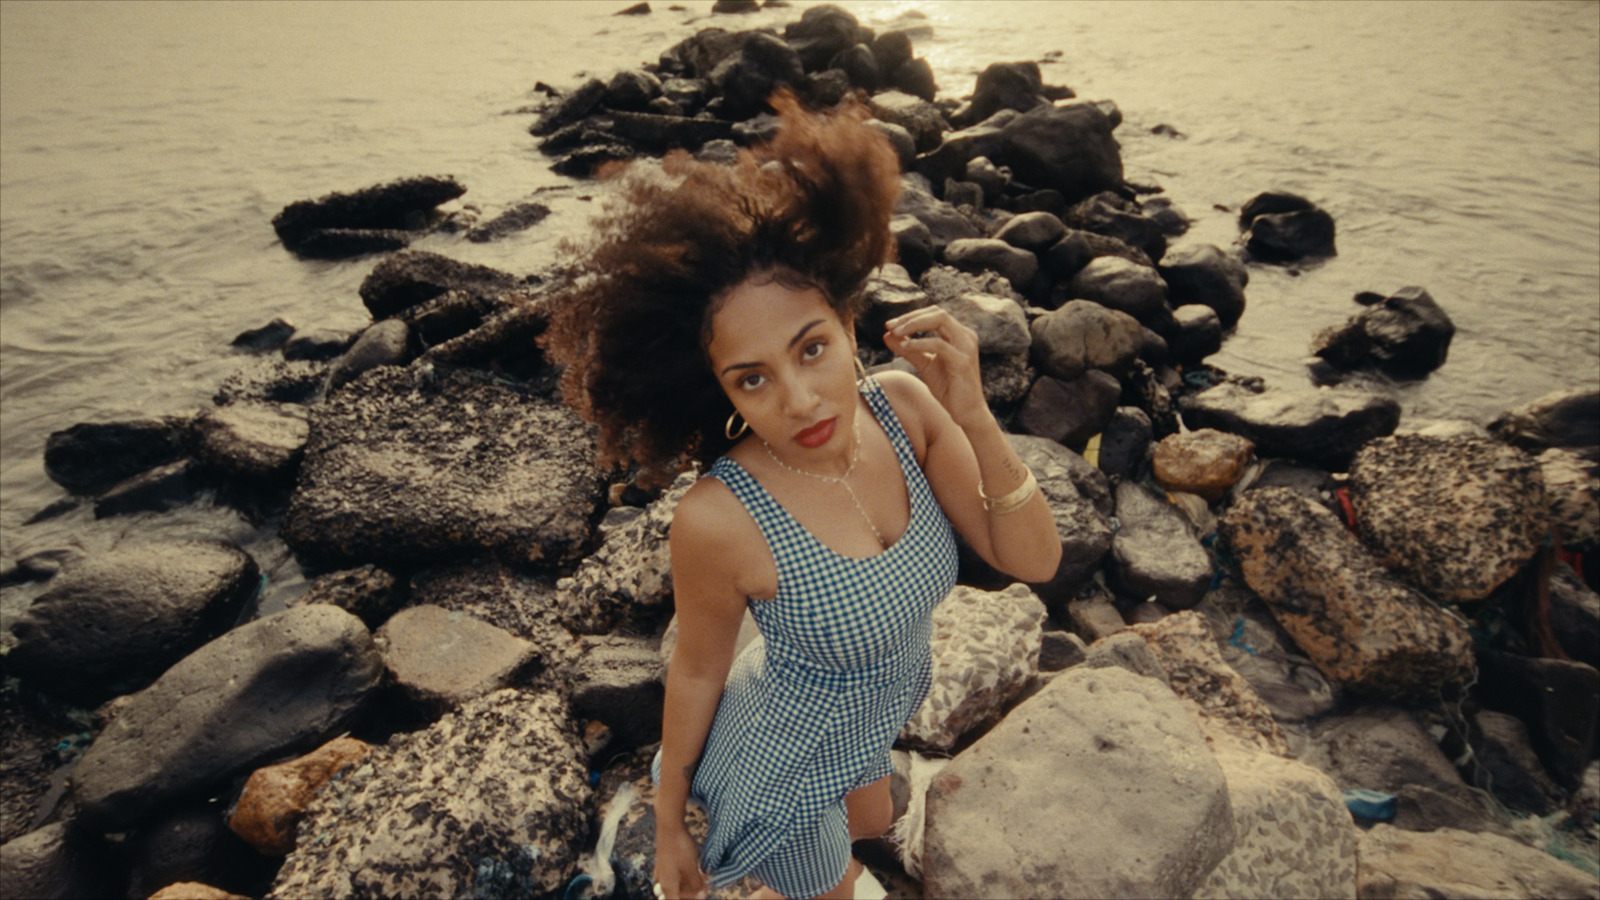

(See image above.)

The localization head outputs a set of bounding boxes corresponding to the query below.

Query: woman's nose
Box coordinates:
[779,374,821,416]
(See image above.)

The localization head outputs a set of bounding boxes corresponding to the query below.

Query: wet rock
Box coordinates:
[288,565,400,629]
[1240,191,1336,262]
[865,118,914,169]
[266,689,590,900]
[7,540,258,704]
[569,635,665,750]
[93,458,205,518]
[415,300,556,387]
[597,110,740,155]
[1015,370,1121,450]
[549,141,637,177]
[1489,387,1600,463]
[463,201,551,243]
[1179,381,1400,470]
[993,210,1065,253]
[231,318,295,353]
[125,801,274,900]
[922,666,1232,900]
[934,290,1029,358]
[410,562,570,653]
[272,176,465,259]
[397,287,506,349]
[1064,192,1166,265]
[1349,434,1545,604]
[897,179,982,255]
[711,0,759,12]
[1550,563,1600,669]
[1222,488,1476,701]
[1193,740,1358,900]
[1539,447,1600,550]
[1476,650,1600,792]
[194,402,309,484]
[1008,435,1114,608]
[1108,481,1212,610]
[828,43,879,91]
[1469,710,1567,816]
[1312,286,1455,377]
[43,416,192,494]
[1097,406,1153,482]
[603,69,663,111]
[805,68,851,109]
[869,29,912,79]
[1068,255,1167,322]
[782,4,862,72]
[1130,611,1287,755]
[283,367,602,571]
[989,102,1123,205]
[325,318,410,392]
[942,239,1038,292]
[913,114,1011,191]
[1356,823,1597,899]
[712,32,804,120]
[1141,195,1191,236]
[948,61,1046,130]
[215,360,329,406]
[71,604,382,832]
[1158,244,1246,327]
[0,822,121,900]
[1028,300,1142,382]
[229,736,372,856]
[901,583,1045,753]
[890,57,937,102]
[282,330,351,362]
[530,77,606,136]
[1121,360,1180,439]
[1166,303,1223,365]
[556,473,690,635]
[357,249,522,321]
[377,605,538,714]
[1151,428,1254,501]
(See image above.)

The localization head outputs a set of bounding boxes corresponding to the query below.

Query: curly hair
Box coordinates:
[542,90,901,484]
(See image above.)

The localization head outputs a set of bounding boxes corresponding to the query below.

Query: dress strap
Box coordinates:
[858,375,923,485]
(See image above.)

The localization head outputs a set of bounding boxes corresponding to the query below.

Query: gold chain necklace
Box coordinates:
[761,421,886,548]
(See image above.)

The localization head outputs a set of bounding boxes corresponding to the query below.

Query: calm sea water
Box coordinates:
[2,0,1597,602]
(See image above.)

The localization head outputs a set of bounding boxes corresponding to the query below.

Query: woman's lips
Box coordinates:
[795,417,836,448]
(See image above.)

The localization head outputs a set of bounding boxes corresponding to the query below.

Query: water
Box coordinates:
[2,0,1597,589]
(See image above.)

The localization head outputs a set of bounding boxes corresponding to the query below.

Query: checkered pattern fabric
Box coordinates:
[689,376,959,897]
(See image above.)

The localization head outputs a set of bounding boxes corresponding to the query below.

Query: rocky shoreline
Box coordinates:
[3,3,1598,899]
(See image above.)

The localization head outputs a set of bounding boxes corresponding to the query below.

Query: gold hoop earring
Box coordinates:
[855,357,868,383]
[725,410,749,440]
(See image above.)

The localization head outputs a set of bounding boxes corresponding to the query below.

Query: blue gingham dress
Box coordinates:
[688,376,959,892]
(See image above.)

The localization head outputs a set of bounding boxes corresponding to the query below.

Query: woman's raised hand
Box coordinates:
[884,307,991,430]
[653,821,709,900]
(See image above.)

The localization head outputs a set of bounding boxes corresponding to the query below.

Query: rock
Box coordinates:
[193,402,309,484]
[93,457,205,518]
[1084,630,1169,683]
[1489,387,1600,463]
[988,102,1124,206]
[889,214,935,278]
[1141,195,1191,236]
[942,239,1038,292]
[933,290,1029,357]
[946,176,984,210]
[1151,428,1254,501]
[289,565,400,629]
[147,884,252,900]
[530,77,606,136]
[782,4,862,71]
[1194,585,1341,724]
[865,119,914,169]
[804,68,851,109]
[266,689,590,899]
[1108,481,1213,610]
[858,263,930,338]
[1192,741,1358,900]
[1300,707,1484,819]
[1067,593,1127,644]
[1469,710,1567,816]
[1068,255,1168,322]
[377,605,538,714]
[1130,611,1287,755]
[357,249,522,321]
[1222,488,1476,701]
[1028,299,1143,381]
[711,32,805,120]
[1356,823,1598,899]
[1097,406,1154,482]
[70,604,382,832]
[271,176,465,258]
[1244,204,1337,261]
[569,635,665,751]
[1237,191,1316,226]
[870,30,912,79]
[896,179,982,255]
[556,473,690,634]
[1015,371,1121,449]
[1158,244,1247,327]
[124,801,274,900]
[326,319,410,391]
[921,666,1233,900]
[283,367,602,570]
[711,0,759,12]
[1476,650,1600,792]
[1167,304,1224,365]
[1349,434,1545,604]
[1039,630,1087,671]
[949,62,1045,130]
[1550,563,1600,668]
[1311,287,1455,377]
[231,318,295,353]
[0,822,121,900]
[613,2,650,14]
[7,540,259,704]
[993,210,1066,253]
[913,114,1011,191]
[409,562,570,653]
[828,43,879,90]
[603,69,662,111]
[43,416,191,494]
[285,228,411,259]
[964,156,1011,204]
[228,737,373,855]
[1008,435,1114,608]
[1063,192,1166,265]
[890,57,937,102]
[1540,448,1600,550]
[918,260,1023,307]
[463,201,551,243]
[1122,360,1180,439]
[900,584,1045,753]
[548,141,637,177]
[282,330,351,362]
[1179,381,1400,470]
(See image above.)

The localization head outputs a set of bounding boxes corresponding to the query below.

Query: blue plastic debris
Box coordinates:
[1228,618,1258,656]
[1342,788,1396,821]
[563,873,595,900]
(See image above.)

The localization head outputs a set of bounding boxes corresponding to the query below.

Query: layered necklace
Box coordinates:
[761,419,887,549]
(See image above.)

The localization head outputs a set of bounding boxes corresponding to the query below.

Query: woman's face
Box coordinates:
[706,273,859,462]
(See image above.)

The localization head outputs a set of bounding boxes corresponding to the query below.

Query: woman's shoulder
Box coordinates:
[871,369,938,455]
[670,472,776,602]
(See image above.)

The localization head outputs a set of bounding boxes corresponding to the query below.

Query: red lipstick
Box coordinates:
[795,418,836,449]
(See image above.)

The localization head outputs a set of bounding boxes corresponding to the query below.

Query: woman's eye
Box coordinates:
[802,341,826,360]
[740,373,765,390]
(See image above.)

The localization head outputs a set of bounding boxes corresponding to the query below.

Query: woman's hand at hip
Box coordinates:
[654,819,708,900]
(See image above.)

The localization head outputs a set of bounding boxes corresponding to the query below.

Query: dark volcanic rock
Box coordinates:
[287,228,411,260]
[231,318,295,353]
[1067,255,1167,322]
[784,4,862,72]
[1349,435,1545,604]
[290,565,401,630]
[272,176,465,258]
[711,32,805,120]
[0,823,122,900]
[530,77,606,136]
[829,43,879,91]
[326,319,410,391]
[1108,481,1212,610]
[357,249,522,321]
[464,201,551,243]
[1064,192,1166,264]
[891,57,938,102]
[949,61,1046,129]
[896,176,983,254]
[1097,406,1153,482]
[1475,650,1599,792]
[70,604,382,832]
[283,367,602,570]
[942,239,1038,293]
[194,402,310,484]
[7,541,258,704]
[1312,287,1455,376]
[1180,381,1400,471]
[604,68,663,111]
[43,416,192,494]
[1244,204,1337,261]
[989,102,1123,206]
[1167,304,1223,366]
[282,330,352,362]
[869,91,947,153]
[92,458,205,518]
[1010,435,1115,611]
[1016,370,1122,451]
[265,689,591,900]
[1158,244,1247,327]
[1488,387,1600,462]
[1029,299,1143,381]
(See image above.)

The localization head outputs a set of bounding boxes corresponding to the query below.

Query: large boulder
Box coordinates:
[1192,741,1359,900]
[267,690,591,899]
[900,583,1045,753]
[941,239,1038,293]
[530,77,605,135]
[357,249,522,321]
[325,318,410,391]
[1166,304,1224,366]
[283,367,603,570]
[989,102,1124,206]
[1015,370,1121,449]
[70,605,383,832]
[867,91,945,153]
[1239,192,1336,261]
[556,473,691,635]
[782,4,863,72]
[1097,406,1154,482]
[1129,611,1287,755]
[1311,287,1455,377]
[896,181,983,255]
[43,416,191,494]
[376,605,538,714]
[710,32,805,120]
[194,402,309,484]
[1067,255,1168,322]
[271,176,465,259]
[1158,244,1247,327]
[949,61,1046,129]
[1063,192,1167,265]
[1476,650,1600,792]
[1009,436,1114,609]
[921,666,1233,899]
[1349,434,1546,604]
[1151,428,1254,502]
[993,210,1066,253]
[1356,824,1598,899]
[933,291,1030,359]
[1222,488,1476,701]
[1029,299,1143,381]
[1539,447,1600,551]
[1488,387,1600,464]
[7,541,259,704]
[410,561,571,651]
[1179,381,1400,470]
[1108,482,1213,610]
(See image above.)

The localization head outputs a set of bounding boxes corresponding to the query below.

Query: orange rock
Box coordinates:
[147,883,250,900]
[1152,428,1254,501]
[228,735,371,855]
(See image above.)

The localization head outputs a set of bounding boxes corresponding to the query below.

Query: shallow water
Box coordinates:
[2,0,1596,597]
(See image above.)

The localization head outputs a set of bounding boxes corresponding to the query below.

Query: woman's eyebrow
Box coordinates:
[719,319,826,376]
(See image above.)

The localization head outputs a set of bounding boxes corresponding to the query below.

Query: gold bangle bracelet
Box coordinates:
[980,469,1039,516]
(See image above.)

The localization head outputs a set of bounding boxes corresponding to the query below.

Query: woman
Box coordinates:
[544,92,1061,900]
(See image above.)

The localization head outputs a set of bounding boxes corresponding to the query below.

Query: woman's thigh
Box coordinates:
[845,775,892,842]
